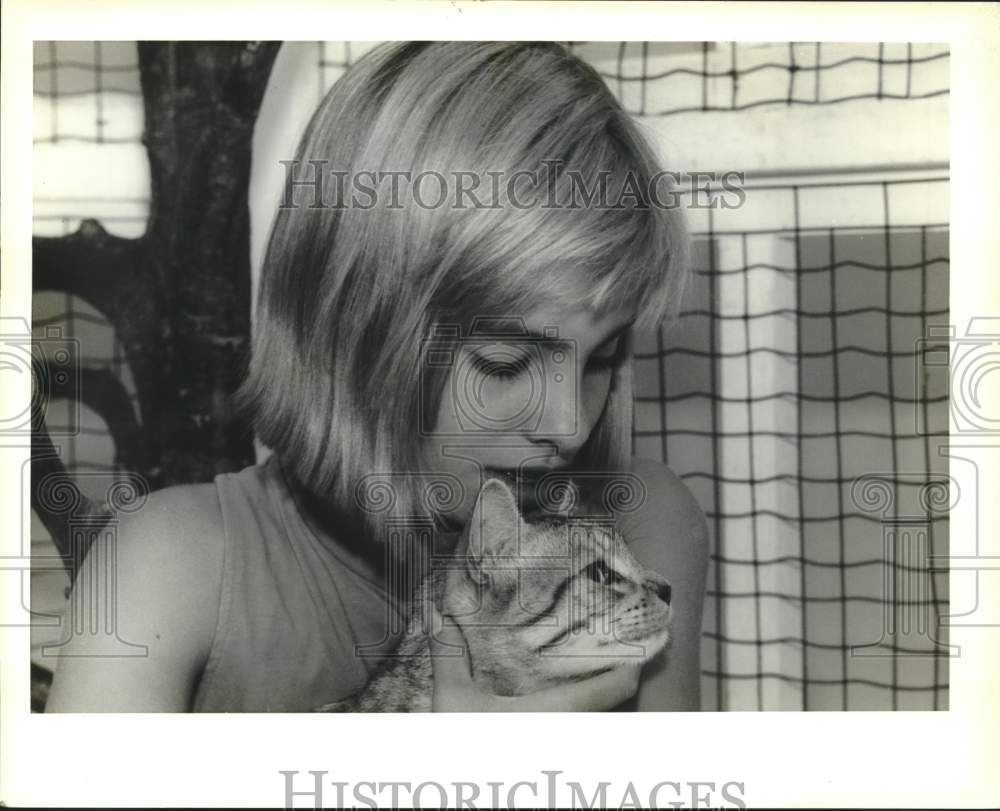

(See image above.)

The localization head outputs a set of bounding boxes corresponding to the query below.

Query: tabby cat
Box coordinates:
[318,477,673,712]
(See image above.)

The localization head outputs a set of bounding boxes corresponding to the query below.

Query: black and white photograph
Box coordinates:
[3,2,998,808]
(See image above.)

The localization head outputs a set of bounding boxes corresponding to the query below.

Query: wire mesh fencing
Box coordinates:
[633,175,950,710]
[567,41,948,116]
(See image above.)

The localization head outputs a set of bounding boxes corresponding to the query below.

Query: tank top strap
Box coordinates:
[191,454,405,712]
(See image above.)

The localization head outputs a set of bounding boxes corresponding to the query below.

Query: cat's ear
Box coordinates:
[466,477,524,569]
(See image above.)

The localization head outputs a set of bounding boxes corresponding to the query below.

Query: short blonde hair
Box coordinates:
[234,42,688,542]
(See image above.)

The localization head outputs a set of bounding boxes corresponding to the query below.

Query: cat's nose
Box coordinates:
[656,581,672,605]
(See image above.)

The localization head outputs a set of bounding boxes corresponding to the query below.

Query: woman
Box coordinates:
[46,41,708,712]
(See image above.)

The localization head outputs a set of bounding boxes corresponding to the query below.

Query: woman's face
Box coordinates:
[420,304,636,526]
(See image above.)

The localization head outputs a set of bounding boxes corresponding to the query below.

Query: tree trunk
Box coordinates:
[31,41,281,571]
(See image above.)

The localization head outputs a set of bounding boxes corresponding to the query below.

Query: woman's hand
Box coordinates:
[428,607,641,712]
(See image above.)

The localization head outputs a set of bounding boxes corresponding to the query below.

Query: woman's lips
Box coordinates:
[483,466,575,516]
[484,465,565,488]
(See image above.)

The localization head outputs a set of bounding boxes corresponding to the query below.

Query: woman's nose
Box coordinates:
[527,403,587,459]
[526,375,590,458]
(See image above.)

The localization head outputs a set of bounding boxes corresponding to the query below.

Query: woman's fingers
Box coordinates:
[428,605,642,712]
[502,663,642,712]
[429,606,493,711]
[428,607,472,686]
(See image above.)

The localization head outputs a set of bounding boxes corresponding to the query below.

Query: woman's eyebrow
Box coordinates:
[471,317,635,348]
[515,324,632,351]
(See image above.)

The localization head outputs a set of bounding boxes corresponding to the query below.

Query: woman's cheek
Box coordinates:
[478,377,536,426]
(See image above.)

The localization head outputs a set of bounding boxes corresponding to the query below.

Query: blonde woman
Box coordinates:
[47,41,708,712]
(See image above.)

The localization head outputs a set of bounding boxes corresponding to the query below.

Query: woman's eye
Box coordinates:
[470,351,531,380]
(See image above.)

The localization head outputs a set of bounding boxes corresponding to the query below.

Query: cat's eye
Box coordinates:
[583,560,623,586]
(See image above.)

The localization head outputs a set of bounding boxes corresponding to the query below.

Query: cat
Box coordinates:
[318,476,673,712]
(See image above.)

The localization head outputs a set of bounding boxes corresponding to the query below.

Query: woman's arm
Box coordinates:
[617,457,710,711]
[44,484,224,712]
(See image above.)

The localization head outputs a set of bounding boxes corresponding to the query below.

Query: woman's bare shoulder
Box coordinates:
[128,481,224,539]
[120,480,226,624]
[622,458,709,711]
[617,456,710,596]
[45,480,225,711]
[116,481,226,578]
[624,456,709,544]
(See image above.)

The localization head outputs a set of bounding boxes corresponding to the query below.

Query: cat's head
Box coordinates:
[441,477,673,697]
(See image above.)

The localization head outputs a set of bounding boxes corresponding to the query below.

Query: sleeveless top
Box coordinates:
[191,454,406,712]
